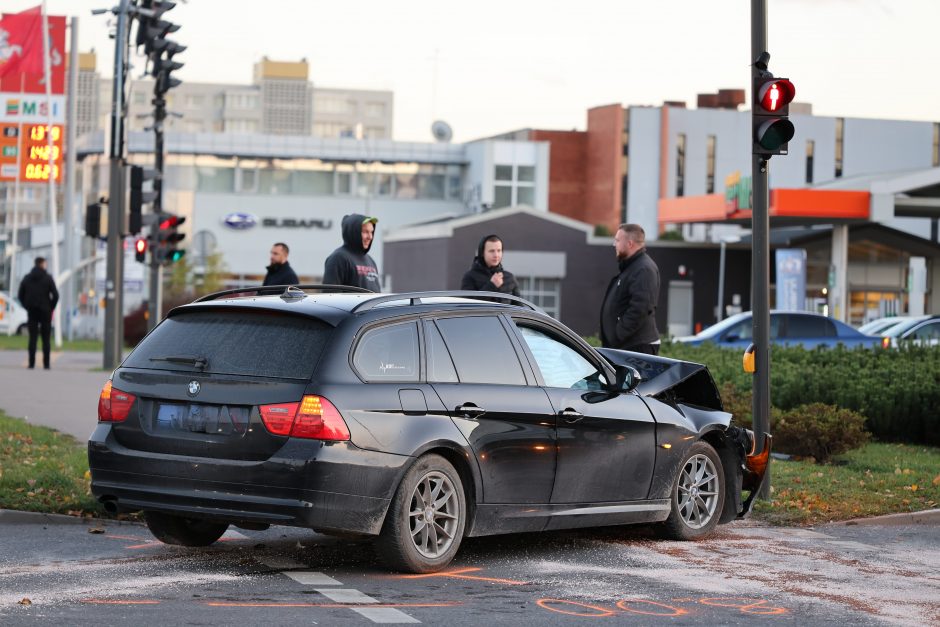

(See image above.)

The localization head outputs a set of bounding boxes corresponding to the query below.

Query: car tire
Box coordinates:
[375,454,466,573]
[661,441,725,541]
[143,511,229,547]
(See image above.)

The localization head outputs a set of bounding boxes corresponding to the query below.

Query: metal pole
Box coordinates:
[64,16,79,342]
[717,239,727,322]
[103,0,130,370]
[751,0,772,498]
[9,75,24,303]
[41,2,63,349]
[147,93,165,331]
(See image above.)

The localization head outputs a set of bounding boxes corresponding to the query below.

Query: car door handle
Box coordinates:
[456,404,486,418]
[559,408,583,423]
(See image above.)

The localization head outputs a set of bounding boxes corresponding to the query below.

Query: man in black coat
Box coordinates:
[460,234,520,297]
[600,224,661,355]
[17,257,59,369]
[262,242,299,286]
[323,214,381,292]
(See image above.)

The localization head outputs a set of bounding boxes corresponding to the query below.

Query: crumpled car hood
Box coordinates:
[596,348,721,409]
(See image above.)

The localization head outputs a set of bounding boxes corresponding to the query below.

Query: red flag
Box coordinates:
[0,6,44,79]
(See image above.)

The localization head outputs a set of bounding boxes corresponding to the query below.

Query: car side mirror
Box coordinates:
[613,365,642,393]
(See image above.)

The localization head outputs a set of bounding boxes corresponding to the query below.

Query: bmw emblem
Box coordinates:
[222,212,257,230]
[188,380,201,397]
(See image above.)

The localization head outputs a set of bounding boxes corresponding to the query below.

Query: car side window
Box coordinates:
[435,316,526,385]
[424,321,459,383]
[785,315,830,337]
[723,316,780,341]
[516,325,608,390]
[353,322,420,382]
[910,321,940,340]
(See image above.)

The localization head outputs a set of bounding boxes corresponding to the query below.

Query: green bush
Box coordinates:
[772,403,870,463]
[661,342,940,445]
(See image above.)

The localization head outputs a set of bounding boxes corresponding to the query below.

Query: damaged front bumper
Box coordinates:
[725,426,772,518]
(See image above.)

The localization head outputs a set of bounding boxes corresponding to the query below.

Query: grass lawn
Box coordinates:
[0,411,104,516]
[752,442,940,525]
[0,335,104,352]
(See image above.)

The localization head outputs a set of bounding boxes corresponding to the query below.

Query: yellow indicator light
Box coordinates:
[660,443,672,449]
[743,343,756,374]
[300,396,322,415]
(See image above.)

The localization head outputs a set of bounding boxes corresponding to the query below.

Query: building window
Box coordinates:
[185,94,205,109]
[621,109,630,223]
[495,165,513,181]
[365,102,386,118]
[493,164,536,208]
[706,135,716,194]
[676,133,686,197]
[236,167,258,193]
[518,277,561,319]
[933,123,939,167]
[835,118,844,178]
[494,185,512,209]
[806,140,815,184]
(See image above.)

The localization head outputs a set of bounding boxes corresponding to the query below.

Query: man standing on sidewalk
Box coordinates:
[323,214,381,292]
[600,224,661,355]
[17,257,59,369]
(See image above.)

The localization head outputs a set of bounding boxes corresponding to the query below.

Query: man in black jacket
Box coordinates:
[17,257,59,369]
[460,234,520,297]
[262,242,299,286]
[600,224,661,355]
[323,214,381,292]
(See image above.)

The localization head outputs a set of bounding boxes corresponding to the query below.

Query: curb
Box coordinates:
[828,508,940,527]
[0,509,140,527]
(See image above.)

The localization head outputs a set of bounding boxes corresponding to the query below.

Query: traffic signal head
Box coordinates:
[752,76,796,156]
[154,212,186,265]
[128,165,157,235]
[134,237,148,263]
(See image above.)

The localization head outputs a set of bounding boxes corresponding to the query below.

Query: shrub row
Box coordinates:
[661,343,940,445]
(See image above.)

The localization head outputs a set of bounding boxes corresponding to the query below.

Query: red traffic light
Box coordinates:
[757,79,795,113]
[135,238,147,254]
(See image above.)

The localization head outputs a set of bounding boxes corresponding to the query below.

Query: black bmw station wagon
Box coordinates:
[89,286,768,573]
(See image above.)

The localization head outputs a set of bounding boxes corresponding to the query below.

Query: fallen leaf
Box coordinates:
[18,598,31,606]
[911,484,918,492]
[87,526,106,535]
[903,469,912,475]
[932,474,940,486]
[83,470,91,481]
[26,479,36,487]
[894,467,902,475]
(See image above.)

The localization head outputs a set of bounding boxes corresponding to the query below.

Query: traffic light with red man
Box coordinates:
[752,75,796,156]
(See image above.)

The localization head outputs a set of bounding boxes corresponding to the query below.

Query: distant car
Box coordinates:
[0,292,28,336]
[879,315,940,348]
[857,316,911,336]
[674,311,883,349]
[89,286,769,573]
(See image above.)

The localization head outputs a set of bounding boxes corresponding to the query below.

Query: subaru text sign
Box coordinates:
[222,213,332,230]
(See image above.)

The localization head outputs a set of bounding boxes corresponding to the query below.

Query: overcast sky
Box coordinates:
[5,0,938,142]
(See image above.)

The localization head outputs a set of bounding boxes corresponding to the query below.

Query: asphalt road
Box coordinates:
[1,516,937,626]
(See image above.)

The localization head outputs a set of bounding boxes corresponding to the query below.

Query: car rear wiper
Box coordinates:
[149,355,209,370]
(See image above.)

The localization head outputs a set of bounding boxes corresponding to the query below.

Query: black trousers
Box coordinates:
[625,343,660,356]
[27,309,52,369]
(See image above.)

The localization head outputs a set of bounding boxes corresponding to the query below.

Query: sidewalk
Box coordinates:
[0,350,112,441]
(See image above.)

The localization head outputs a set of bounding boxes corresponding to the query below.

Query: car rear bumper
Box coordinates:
[88,424,411,535]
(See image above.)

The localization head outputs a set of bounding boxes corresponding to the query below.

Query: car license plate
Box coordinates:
[155,403,250,436]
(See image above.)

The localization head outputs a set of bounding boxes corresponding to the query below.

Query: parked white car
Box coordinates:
[0,292,28,336]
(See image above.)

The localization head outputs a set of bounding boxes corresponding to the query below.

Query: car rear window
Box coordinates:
[124,309,332,380]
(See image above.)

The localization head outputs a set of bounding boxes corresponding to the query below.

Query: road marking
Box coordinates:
[398,567,528,585]
[221,530,249,541]
[285,571,342,586]
[352,607,421,623]
[315,588,379,604]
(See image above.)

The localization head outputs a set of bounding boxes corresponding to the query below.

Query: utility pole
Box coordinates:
[102,0,132,370]
[147,94,164,331]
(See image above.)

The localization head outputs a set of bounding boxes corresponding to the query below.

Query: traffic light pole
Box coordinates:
[751,0,772,498]
[103,0,132,370]
[146,96,166,332]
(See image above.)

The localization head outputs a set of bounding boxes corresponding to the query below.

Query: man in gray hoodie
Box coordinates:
[323,214,381,292]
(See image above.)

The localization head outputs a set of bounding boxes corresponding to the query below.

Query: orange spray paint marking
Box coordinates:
[536,599,616,617]
[616,599,688,617]
[204,602,462,608]
[699,597,788,616]
[81,599,161,605]
[399,567,528,585]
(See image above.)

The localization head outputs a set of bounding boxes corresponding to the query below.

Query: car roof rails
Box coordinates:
[351,290,542,314]
[193,284,374,303]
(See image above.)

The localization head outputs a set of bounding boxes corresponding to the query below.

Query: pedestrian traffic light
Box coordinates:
[134,237,148,263]
[85,200,102,239]
[135,0,185,97]
[153,212,186,265]
[128,165,157,235]
[752,76,796,156]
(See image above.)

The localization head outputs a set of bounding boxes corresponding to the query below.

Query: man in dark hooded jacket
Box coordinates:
[460,234,520,297]
[323,214,381,292]
[17,257,59,369]
[262,242,299,286]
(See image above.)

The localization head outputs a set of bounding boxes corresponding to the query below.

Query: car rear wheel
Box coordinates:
[661,441,725,540]
[143,511,229,547]
[376,454,466,573]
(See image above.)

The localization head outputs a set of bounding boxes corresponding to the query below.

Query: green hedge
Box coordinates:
[660,343,940,445]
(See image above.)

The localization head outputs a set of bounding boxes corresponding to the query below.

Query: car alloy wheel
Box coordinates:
[676,454,720,529]
[408,470,460,558]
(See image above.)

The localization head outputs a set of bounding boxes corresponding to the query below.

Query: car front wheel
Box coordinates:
[144,511,229,547]
[661,441,725,540]
[376,454,466,573]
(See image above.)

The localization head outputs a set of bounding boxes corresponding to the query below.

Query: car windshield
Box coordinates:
[693,312,751,338]
[881,318,930,338]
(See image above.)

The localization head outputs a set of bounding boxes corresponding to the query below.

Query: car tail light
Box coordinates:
[882,337,890,349]
[259,395,350,441]
[97,380,136,423]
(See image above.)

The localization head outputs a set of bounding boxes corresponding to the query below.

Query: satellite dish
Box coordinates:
[431,120,453,143]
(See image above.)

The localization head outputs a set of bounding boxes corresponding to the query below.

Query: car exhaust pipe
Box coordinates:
[99,496,119,514]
